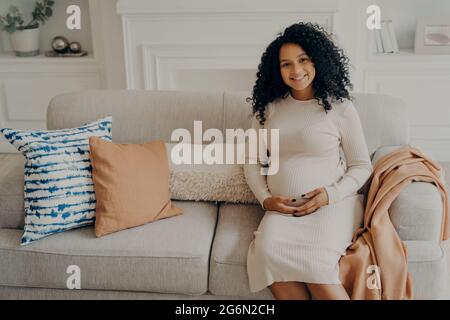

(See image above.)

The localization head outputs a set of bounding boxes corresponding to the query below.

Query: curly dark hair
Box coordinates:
[247,22,353,125]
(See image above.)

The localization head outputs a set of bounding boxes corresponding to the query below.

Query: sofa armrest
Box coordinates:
[371,145,446,182]
[371,145,445,242]
[390,182,443,242]
[0,154,25,229]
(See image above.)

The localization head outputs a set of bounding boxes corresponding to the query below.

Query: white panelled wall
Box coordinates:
[117,0,337,91]
[1,0,450,161]
[116,0,450,161]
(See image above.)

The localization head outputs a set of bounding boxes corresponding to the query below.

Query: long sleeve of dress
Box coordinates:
[324,101,373,204]
[243,115,272,208]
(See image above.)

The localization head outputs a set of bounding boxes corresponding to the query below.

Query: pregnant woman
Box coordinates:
[244,22,373,300]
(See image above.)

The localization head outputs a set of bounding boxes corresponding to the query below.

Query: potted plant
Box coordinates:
[0,0,54,57]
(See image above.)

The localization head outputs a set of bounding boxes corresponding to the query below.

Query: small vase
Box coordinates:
[9,27,40,57]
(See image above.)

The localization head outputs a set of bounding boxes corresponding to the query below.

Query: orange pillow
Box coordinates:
[89,137,182,237]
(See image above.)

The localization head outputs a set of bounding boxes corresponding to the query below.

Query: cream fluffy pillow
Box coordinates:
[166,143,258,204]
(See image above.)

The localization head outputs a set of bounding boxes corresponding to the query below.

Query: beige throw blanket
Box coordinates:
[339,145,449,299]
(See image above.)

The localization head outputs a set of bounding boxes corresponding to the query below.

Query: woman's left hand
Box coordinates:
[294,187,329,217]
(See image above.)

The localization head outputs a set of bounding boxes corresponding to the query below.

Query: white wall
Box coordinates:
[3,0,449,91]
[117,0,338,91]
[99,0,450,92]
[113,0,450,161]
[90,0,126,89]
[2,0,450,159]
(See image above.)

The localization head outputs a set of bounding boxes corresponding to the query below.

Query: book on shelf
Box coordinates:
[377,20,399,54]
[380,20,394,53]
[386,20,399,53]
[374,29,384,53]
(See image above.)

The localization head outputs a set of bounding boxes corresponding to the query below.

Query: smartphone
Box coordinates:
[286,196,309,207]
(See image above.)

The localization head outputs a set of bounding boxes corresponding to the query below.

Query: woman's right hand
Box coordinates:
[262,196,300,215]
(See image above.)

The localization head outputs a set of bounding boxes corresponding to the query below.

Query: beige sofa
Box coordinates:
[0,90,447,299]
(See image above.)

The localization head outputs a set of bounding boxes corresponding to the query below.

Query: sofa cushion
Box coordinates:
[0,200,217,295]
[211,203,447,300]
[90,138,182,237]
[167,143,258,204]
[47,90,224,144]
[0,141,261,231]
[222,92,410,157]
[0,154,25,229]
[1,117,112,245]
[404,241,448,300]
[209,203,272,299]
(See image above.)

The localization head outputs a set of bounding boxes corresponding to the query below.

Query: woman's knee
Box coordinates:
[306,283,349,300]
[270,281,310,300]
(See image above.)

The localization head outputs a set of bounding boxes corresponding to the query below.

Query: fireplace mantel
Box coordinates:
[117,0,338,14]
[116,0,339,90]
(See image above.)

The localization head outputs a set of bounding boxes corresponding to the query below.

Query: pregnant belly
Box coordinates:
[267,156,345,197]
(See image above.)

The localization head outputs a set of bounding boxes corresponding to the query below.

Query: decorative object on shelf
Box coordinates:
[51,36,69,53]
[0,1,54,57]
[45,50,88,57]
[46,36,87,57]
[374,28,384,54]
[375,20,399,54]
[415,17,450,55]
[386,20,399,53]
[69,41,82,53]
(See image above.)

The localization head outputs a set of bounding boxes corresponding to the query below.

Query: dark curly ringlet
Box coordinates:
[246,22,353,125]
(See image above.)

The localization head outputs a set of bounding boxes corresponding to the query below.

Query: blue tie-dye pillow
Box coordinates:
[0,117,112,245]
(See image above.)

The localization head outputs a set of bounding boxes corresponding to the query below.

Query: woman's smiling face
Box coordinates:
[279,43,316,98]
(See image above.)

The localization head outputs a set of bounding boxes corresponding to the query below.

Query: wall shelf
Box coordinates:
[0,0,104,153]
[372,48,450,57]
[369,49,450,64]
[0,52,98,64]
[355,0,450,161]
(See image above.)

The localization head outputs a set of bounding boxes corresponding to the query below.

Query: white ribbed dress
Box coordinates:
[244,92,373,292]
